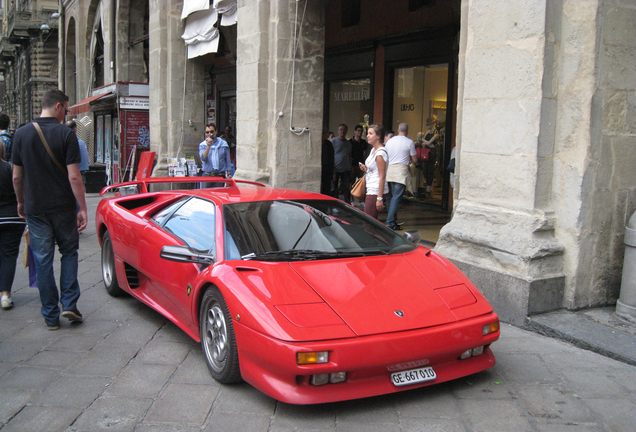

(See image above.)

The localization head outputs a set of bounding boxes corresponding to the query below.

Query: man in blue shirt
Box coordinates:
[199,123,232,188]
[66,120,89,186]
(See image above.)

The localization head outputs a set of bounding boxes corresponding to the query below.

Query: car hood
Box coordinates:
[289,249,472,336]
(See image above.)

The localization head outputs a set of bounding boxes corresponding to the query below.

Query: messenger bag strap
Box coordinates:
[32,122,66,174]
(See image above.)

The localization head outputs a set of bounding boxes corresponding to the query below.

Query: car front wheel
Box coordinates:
[101,231,125,297]
[199,288,241,383]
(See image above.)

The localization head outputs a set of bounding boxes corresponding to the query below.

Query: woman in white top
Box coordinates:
[359,124,388,219]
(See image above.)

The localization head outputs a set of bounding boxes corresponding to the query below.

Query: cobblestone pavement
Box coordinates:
[0,194,634,432]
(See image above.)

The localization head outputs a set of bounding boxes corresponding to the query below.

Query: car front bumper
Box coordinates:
[234,312,499,404]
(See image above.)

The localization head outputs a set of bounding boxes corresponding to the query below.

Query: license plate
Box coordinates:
[390,366,436,386]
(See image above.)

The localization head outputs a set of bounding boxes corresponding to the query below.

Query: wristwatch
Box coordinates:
[376,197,383,201]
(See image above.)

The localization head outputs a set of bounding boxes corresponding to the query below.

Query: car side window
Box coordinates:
[151,198,189,226]
[163,197,216,253]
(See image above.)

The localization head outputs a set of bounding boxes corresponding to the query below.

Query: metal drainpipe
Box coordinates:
[59,0,65,93]
[617,210,636,321]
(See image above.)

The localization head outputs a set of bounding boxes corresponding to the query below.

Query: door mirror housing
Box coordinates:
[160,245,215,267]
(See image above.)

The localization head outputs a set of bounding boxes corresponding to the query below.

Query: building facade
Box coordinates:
[0,0,60,128]
[4,0,632,324]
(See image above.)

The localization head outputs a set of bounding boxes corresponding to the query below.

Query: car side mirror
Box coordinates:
[404,230,421,244]
[160,245,215,267]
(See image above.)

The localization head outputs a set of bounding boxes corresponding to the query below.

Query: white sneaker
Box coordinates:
[1,295,13,310]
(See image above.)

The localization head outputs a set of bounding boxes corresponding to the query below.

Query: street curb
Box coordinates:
[526,311,636,367]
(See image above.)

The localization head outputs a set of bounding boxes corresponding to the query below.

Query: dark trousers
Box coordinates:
[334,171,351,203]
[0,224,24,293]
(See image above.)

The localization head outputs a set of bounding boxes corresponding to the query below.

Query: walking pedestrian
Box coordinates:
[0,140,25,310]
[12,88,87,330]
[385,122,417,230]
[359,124,388,220]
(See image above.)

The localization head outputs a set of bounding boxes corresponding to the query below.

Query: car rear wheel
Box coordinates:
[200,288,241,383]
[101,231,125,297]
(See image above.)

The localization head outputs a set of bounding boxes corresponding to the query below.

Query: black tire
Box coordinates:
[199,288,241,383]
[101,231,125,297]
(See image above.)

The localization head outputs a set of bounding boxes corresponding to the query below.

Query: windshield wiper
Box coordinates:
[241,249,390,261]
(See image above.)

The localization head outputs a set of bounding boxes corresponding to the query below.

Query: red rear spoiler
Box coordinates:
[99,177,266,196]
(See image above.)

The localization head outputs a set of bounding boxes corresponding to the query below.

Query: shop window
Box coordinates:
[328,78,372,135]
[341,0,361,28]
[409,0,435,12]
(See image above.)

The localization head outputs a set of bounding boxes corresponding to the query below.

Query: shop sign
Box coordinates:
[333,88,370,102]
[119,97,150,110]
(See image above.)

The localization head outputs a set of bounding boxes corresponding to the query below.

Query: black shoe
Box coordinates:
[46,322,60,331]
[62,308,83,322]
[396,221,405,226]
[390,225,403,231]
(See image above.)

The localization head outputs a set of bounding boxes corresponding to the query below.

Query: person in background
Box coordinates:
[0,113,12,162]
[65,120,89,186]
[0,140,25,310]
[12,88,87,330]
[199,123,232,188]
[321,130,335,196]
[331,124,352,202]
[384,122,417,230]
[359,124,388,220]
[350,124,368,180]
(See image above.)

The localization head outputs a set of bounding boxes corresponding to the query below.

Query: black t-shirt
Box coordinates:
[12,118,80,215]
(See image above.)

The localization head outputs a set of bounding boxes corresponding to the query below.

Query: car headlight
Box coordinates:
[482,320,499,336]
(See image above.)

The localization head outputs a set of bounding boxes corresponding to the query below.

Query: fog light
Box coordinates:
[472,346,484,356]
[297,351,329,365]
[482,320,500,336]
[459,349,472,360]
[311,374,329,386]
[330,372,347,383]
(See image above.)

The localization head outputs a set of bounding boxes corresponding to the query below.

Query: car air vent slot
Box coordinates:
[236,267,259,272]
[124,263,140,288]
[116,196,155,210]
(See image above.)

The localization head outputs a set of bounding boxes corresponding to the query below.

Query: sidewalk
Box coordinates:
[527,307,636,367]
[0,193,634,431]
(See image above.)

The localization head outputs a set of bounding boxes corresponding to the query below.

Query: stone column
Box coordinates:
[148,1,206,177]
[234,0,325,189]
[436,0,566,325]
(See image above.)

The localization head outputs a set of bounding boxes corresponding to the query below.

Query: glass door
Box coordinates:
[392,64,448,208]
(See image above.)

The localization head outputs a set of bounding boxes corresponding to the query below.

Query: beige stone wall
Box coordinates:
[148,1,206,176]
[234,0,325,189]
[564,0,636,307]
[439,0,636,322]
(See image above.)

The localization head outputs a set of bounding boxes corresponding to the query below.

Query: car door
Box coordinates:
[141,197,218,329]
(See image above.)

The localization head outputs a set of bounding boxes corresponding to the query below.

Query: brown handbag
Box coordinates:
[351,175,366,201]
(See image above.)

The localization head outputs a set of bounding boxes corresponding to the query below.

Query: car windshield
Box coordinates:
[223,199,417,261]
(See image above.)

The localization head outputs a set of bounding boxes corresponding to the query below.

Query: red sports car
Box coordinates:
[96,177,499,404]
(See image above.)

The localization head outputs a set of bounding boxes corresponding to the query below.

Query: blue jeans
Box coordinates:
[386,182,406,227]
[26,212,80,325]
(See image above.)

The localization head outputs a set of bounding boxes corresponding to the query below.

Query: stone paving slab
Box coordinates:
[0,194,633,431]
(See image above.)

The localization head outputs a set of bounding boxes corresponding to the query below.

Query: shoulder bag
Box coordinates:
[32,122,67,174]
[351,175,366,201]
